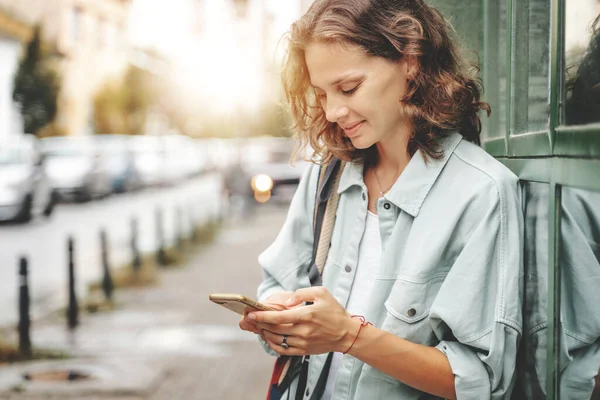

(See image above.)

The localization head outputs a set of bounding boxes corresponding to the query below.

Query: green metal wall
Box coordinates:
[433,0,600,398]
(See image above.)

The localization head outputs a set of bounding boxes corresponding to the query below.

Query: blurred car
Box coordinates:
[239,137,309,203]
[129,135,165,187]
[161,134,208,183]
[40,136,113,202]
[0,135,56,222]
[94,134,143,193]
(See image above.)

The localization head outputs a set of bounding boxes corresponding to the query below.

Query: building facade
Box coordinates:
[0,0,131,135]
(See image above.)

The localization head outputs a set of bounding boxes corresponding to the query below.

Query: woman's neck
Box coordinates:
[373,125,412,175]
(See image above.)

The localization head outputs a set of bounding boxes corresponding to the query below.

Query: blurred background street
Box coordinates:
[0,202,289,399]
[1,0,599,398]
[0,0,313,397]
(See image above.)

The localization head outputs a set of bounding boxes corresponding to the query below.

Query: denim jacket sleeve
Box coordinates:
[255,163,320,355]
[429,173,524,399]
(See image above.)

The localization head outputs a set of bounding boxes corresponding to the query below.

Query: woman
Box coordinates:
[239,0,523,399]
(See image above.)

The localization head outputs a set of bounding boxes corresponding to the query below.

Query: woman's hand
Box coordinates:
[248,287,358,355]
[238,291,294,334]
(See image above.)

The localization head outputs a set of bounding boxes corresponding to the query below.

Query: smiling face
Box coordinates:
[305,41,412,150]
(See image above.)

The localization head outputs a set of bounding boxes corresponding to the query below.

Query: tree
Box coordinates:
[12,26,60,135]
[93,65,156,134]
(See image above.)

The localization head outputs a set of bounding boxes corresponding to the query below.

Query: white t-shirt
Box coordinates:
[323,211,381,399]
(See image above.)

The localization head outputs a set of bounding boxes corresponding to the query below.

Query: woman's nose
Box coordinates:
[325,102,349,123]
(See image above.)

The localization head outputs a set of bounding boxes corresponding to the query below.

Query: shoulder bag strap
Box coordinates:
[296,158,344,400]
[308,158,343,286]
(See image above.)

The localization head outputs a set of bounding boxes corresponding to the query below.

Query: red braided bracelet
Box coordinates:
[343,315,372,354]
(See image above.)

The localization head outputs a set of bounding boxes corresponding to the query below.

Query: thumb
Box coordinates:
[285,287,327,307]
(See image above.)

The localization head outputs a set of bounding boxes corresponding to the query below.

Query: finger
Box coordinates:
[264,337,306,357]
[254,322,297,335]
[239,317,260,334]
[249,308,306,325]
[285,287,329,307]
[262,330,306,350]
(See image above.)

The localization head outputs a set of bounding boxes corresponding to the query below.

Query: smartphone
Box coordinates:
[209,293,276,316]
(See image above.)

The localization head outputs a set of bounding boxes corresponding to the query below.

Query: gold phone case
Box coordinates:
[209,293,275,316]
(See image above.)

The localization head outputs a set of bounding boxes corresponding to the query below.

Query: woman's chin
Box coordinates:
[349,136,374,150]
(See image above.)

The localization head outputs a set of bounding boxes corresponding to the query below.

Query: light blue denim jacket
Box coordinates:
[257,133,524,400]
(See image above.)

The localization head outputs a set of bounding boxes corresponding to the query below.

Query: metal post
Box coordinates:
[18,256,31,358]
[67,237,78,330]
[131,218,141,273]
[156,208,167,266]
[100,230,113,302]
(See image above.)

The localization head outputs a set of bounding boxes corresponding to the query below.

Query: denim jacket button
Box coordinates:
[345,265,352,273]
[383,203,391,210]
[362,192,367,201]
[407,308,416,317]
[306,388,310,397]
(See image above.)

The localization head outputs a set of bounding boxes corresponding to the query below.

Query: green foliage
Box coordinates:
[12,26,61,135]
[93,65,156,134]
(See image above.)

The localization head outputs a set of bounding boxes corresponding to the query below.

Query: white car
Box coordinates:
[0,135,56,223]
[130,135,166,187]
[40,137,113,202]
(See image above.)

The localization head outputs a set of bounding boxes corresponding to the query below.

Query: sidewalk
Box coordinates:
[0,204,289,399]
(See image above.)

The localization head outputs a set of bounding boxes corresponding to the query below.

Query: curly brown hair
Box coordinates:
[282,0,490,163]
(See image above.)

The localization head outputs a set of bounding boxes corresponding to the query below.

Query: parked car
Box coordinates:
[40,137,113,202]
[238,137,309,203]
[94,134,143,193]
[0,135,56,223]
[129,135,165,187]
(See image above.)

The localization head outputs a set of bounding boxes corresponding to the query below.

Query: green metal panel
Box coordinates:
[549,0,565,148]
[499,157,552,183]
[554,125,600,158]
[552,158,600,190]
[506,0,513,142]
[546,0,565,397]
[482,136,508,156]
[510,0,529,134]
[482,0,502,145]
[508,130,552,156]
[547,182,560,400]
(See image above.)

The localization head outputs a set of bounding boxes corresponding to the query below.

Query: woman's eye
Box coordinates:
[341,86,358,95]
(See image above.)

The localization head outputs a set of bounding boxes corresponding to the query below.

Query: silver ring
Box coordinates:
[281,335,289,349]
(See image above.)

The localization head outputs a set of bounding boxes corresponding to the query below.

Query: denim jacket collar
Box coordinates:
[338,132,463,217]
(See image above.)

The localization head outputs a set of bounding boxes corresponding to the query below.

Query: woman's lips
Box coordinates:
[343,121,364,137]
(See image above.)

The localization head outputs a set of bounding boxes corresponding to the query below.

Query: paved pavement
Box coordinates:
[1,201,290,399]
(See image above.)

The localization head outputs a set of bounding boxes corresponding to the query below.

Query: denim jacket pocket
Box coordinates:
[361,276,446,384]
[384,275,446,325]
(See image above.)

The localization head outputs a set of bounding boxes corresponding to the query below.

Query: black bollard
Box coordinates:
[156,208,167,266]
[18,256,32,358]
[131,218,141,274]
[67,237,78,330]
[100,230,113,302]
